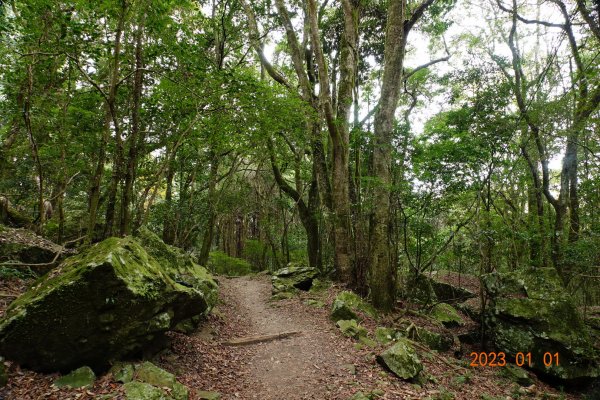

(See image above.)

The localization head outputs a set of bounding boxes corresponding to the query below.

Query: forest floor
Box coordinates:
[0,275,584,400]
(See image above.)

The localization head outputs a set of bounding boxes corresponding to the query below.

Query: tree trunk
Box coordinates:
[199,154,219,266]
[369,0,407,311]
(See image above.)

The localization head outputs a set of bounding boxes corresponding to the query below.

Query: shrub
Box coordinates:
[208,251,252,276]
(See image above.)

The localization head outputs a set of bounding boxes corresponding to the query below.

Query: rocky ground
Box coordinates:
[0,274,586,400]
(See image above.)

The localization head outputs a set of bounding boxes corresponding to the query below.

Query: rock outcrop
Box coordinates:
[483,267,599,383]
[271,262,319,295]
[0,226,73,266]
[0,235,218,372]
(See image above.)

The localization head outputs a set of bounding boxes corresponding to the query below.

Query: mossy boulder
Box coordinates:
[482,268,599,382]
[0,236,218,372]
[331,291,377,322]
[271,262,319,294]
[377,338,423,380]
[54,366,96,388]
[430,303,464,328]
[336,319,368,339]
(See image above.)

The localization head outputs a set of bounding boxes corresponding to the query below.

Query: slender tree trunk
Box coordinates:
[121,11,146,236]
[199,154,219,266]
[369,0,407,311]
[162,161,176,245]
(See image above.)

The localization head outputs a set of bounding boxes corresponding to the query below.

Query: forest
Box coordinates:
[0,0,599,399]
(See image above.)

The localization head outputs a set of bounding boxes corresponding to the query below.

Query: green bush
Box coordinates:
[208,251,252,276]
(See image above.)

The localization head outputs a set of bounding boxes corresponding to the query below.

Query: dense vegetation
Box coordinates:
[1,0,599,313]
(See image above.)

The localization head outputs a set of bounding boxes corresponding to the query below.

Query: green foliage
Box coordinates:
[208,251,252,276]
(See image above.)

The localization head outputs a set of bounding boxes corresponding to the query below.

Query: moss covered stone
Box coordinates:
[124,381,168,400]
[197,391,221,400]
[499,364,533,386]
[336,319,368,339]
[0,235,218,372]
[271,262,319,294]
[375,327,399,344]
[407,326,453,352]
[377,338,423,380]
[110,362,135,383]
[483,268,599,382]
[430,303,464,328]
[331,291,377,322]
[54,366,96,388]
[135,362,188,400]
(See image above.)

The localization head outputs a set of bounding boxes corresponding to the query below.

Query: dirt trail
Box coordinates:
[226,277,350,400]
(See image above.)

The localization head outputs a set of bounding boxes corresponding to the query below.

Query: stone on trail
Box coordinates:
[483,267,599,382]
[429,303,464,328]
[331,291,377,322]
[54,366,96,388]
[271,262,319,294]
[197,390,221,400]
[377,338,423,380]
[0,235,218,372]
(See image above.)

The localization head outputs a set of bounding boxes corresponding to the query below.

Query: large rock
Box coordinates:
[377,338,423,380]
[0,236,218,372]
[483,267,599,382]
[271,262,319,294]
[331,291,377,322]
